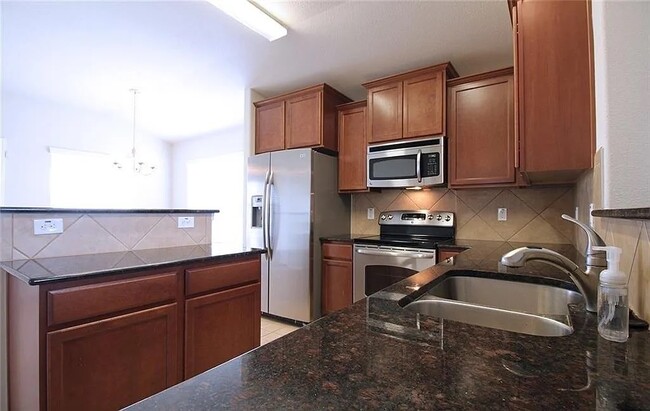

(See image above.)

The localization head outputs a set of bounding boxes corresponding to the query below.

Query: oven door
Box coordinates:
[353,244,437,302]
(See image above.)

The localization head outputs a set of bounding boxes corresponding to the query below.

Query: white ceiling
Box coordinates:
[1,0,513,142]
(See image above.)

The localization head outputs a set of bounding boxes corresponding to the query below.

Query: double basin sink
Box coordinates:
[401,270,584,337]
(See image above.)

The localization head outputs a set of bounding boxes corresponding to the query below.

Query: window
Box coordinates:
[49,147,136,208]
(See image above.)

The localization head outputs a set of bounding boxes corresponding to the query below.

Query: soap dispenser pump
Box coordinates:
[593,246,629,342]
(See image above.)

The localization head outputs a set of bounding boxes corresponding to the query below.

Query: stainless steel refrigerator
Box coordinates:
[247,148,350,323]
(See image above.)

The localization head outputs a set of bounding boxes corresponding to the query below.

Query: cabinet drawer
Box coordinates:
[48,272,177,327]
[186,257,260,296]
[322,242,352,261]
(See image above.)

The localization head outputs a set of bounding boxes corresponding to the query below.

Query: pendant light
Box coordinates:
[113,88,156,175]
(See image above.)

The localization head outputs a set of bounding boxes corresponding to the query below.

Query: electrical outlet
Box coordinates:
[178,216,195,228]
[33,219,63,235]
[367,208,375,220]
[497,208,508,221]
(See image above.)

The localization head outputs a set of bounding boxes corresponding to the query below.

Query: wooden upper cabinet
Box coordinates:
[255,100,285,154]
[286,90,322,149]
[337,101,367,192]
[515,0,595,182]
[448,68,516,187]
[254,84,351,154]
[363,62,458,143]
[367,82,402,143]
[403,70,444,138]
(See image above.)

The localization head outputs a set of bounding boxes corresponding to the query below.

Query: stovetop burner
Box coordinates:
[356,210,456,250]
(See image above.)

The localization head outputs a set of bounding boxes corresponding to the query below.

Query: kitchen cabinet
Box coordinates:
[448,68,517,187]
[255,100,285,154]
[363,62,458,143]
[47,304,179,411]
[7,254,261,411]
[337,101,368,192]
[437,248,466,263]
[254,84,351,154]
[513,0,595,183]
[184,257,261,378]
[321,241,353,315]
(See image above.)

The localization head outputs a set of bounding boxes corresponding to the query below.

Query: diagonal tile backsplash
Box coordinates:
[1,212,214,260]
[351,186,576,245]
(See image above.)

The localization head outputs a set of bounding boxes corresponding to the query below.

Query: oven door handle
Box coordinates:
[355,248,435,259]
[416,149,422,183]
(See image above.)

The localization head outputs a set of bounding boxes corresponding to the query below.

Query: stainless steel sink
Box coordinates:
[403,273,584,337]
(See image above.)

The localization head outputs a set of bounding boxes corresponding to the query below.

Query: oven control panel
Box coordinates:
[379,210,454,227]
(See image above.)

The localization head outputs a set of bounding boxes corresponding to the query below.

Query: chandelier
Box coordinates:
[113,88,156,176]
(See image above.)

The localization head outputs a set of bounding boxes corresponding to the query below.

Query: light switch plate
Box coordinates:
[34,219,63,235]
[178,216,195,228]
[497,208,508,221]
[367,208,375,220]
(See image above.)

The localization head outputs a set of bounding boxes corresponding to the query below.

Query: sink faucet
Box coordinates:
[500,214,606,313]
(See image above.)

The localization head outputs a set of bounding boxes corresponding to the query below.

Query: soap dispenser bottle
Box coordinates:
[593,246,629,342]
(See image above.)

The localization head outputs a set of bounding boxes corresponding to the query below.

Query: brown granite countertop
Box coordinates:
[0,244,264,285]
[592,207,650,220]
[124,240,650,410]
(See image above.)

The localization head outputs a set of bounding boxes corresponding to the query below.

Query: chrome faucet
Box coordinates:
[500,214,606,313]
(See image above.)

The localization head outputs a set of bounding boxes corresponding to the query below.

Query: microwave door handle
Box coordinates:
[355,248,434,259]
[416,149,422,183]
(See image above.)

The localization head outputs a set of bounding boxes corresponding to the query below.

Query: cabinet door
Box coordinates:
[285,91,322,149]
[321,259,353,315]
[47,304,179,411]
[367,82,403,143]
[449,74,515,186]
[185,283,261,379]
[403,70,444,138]
[255,101,285,154]
[516,0,594,173]
[338,104,367,191]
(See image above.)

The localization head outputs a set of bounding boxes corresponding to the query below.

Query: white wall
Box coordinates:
[1,90,172,208]
[592,0,650,208]
[171,124,246,246]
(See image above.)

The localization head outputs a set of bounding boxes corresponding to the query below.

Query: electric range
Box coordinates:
[353,210,455,302]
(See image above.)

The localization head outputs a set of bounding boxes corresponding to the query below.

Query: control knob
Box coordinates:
[380,215,387,220]
[436,215,442,221]
[445,215,451,222]
[387,214,393,220]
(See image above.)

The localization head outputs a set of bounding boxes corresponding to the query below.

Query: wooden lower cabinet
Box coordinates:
[437,248,465,263]
[185,283,261,379]
[321,241,353,315]
[7,254,262,411]
[47,304,179,411]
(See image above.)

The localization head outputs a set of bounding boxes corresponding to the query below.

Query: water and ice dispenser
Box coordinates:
[251,195,263,228]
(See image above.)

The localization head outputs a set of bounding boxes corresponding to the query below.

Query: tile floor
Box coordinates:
[261,316,301,346]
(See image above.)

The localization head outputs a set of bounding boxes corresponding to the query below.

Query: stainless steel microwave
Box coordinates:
[367,137,445,188]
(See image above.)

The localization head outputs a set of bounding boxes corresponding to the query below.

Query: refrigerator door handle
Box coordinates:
[262,170,270,252]
[265,171,274,259]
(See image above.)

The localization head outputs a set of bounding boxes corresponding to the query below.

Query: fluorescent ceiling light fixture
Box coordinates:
[207,0,287,41]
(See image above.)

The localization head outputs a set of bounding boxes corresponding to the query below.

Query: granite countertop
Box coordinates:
[124,240,650,410]
[592,207,650,220]
[0,244,264,285]
[0,207,220,214]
